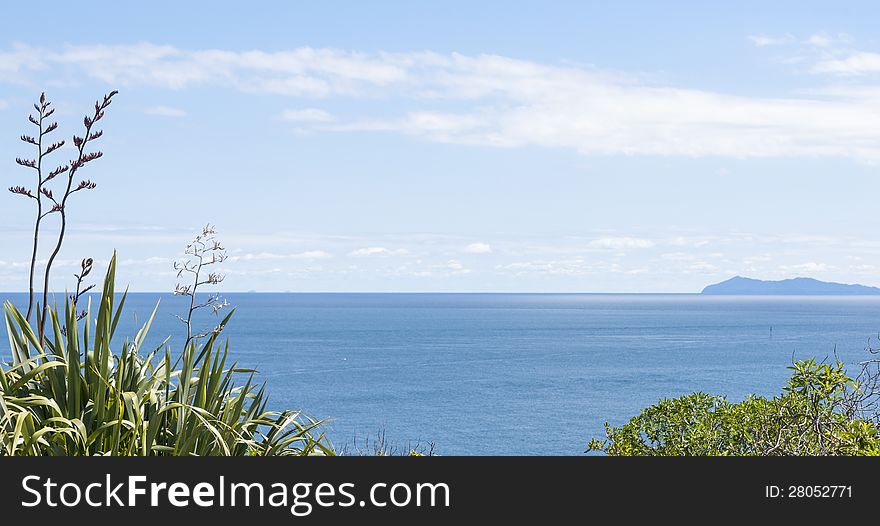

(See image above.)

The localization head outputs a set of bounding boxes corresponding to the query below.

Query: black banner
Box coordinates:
[0,457,875,521]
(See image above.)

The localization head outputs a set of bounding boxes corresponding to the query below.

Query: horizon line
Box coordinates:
[0,290,704,295]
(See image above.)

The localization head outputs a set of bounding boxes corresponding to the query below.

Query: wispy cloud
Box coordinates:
[279,108,334,122]
[812,52,880,76]
[805,32,852,48]
[228,250,332,262]
[7,42,880,162]
[748,34,796,47]
[752,33,851,49]
[748,32,868,76]
[349,246,409,257]
[444,259,469,274]
[779,261,831,273]
[462,242,492,254]
[668,236,711,248]
[2,43,408,95]
[588,237,656,250]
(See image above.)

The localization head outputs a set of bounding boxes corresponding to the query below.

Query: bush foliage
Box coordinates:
[588,359,880,456]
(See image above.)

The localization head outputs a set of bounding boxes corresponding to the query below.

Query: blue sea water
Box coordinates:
[5,292,880,455]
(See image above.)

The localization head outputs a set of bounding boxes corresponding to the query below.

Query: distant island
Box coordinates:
[701,276,880,295]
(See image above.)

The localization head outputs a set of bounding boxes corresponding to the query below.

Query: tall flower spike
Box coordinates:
[35,90,117,341]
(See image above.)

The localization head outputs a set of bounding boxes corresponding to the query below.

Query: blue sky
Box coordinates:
[3,1,880,292]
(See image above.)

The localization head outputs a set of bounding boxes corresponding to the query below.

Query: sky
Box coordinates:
[2,1,880,292]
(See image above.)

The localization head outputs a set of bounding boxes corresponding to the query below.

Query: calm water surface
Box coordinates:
[5,292,880,455]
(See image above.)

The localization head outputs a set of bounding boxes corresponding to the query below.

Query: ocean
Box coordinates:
[5,292,880,455]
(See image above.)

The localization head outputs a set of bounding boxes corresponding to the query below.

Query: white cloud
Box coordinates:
[588,237,656,250]
[812,52,880,76]
[229,250,331,262]
[8,43,880,161]
[462,242,492,254]
[0,44,42,82]
[0,100,7,110]
[444,259,470,275]
[661,252,696,261]
[805,32,852,48]
[668,236,710,248]
[349,246,409,257]
[280,108,334,122]
[687,262,718,272]
[143,105,187,117]
[748,34,796,47]
[8,43,409,95]
[499,259,590,276]
[779,261,830,273]
[806,34,832,47]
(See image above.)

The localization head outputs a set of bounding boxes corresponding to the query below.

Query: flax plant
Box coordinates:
[0,254,333,456]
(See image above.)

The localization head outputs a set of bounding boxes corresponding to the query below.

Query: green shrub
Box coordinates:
[0,254,334,456]
[588,359,880,456]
